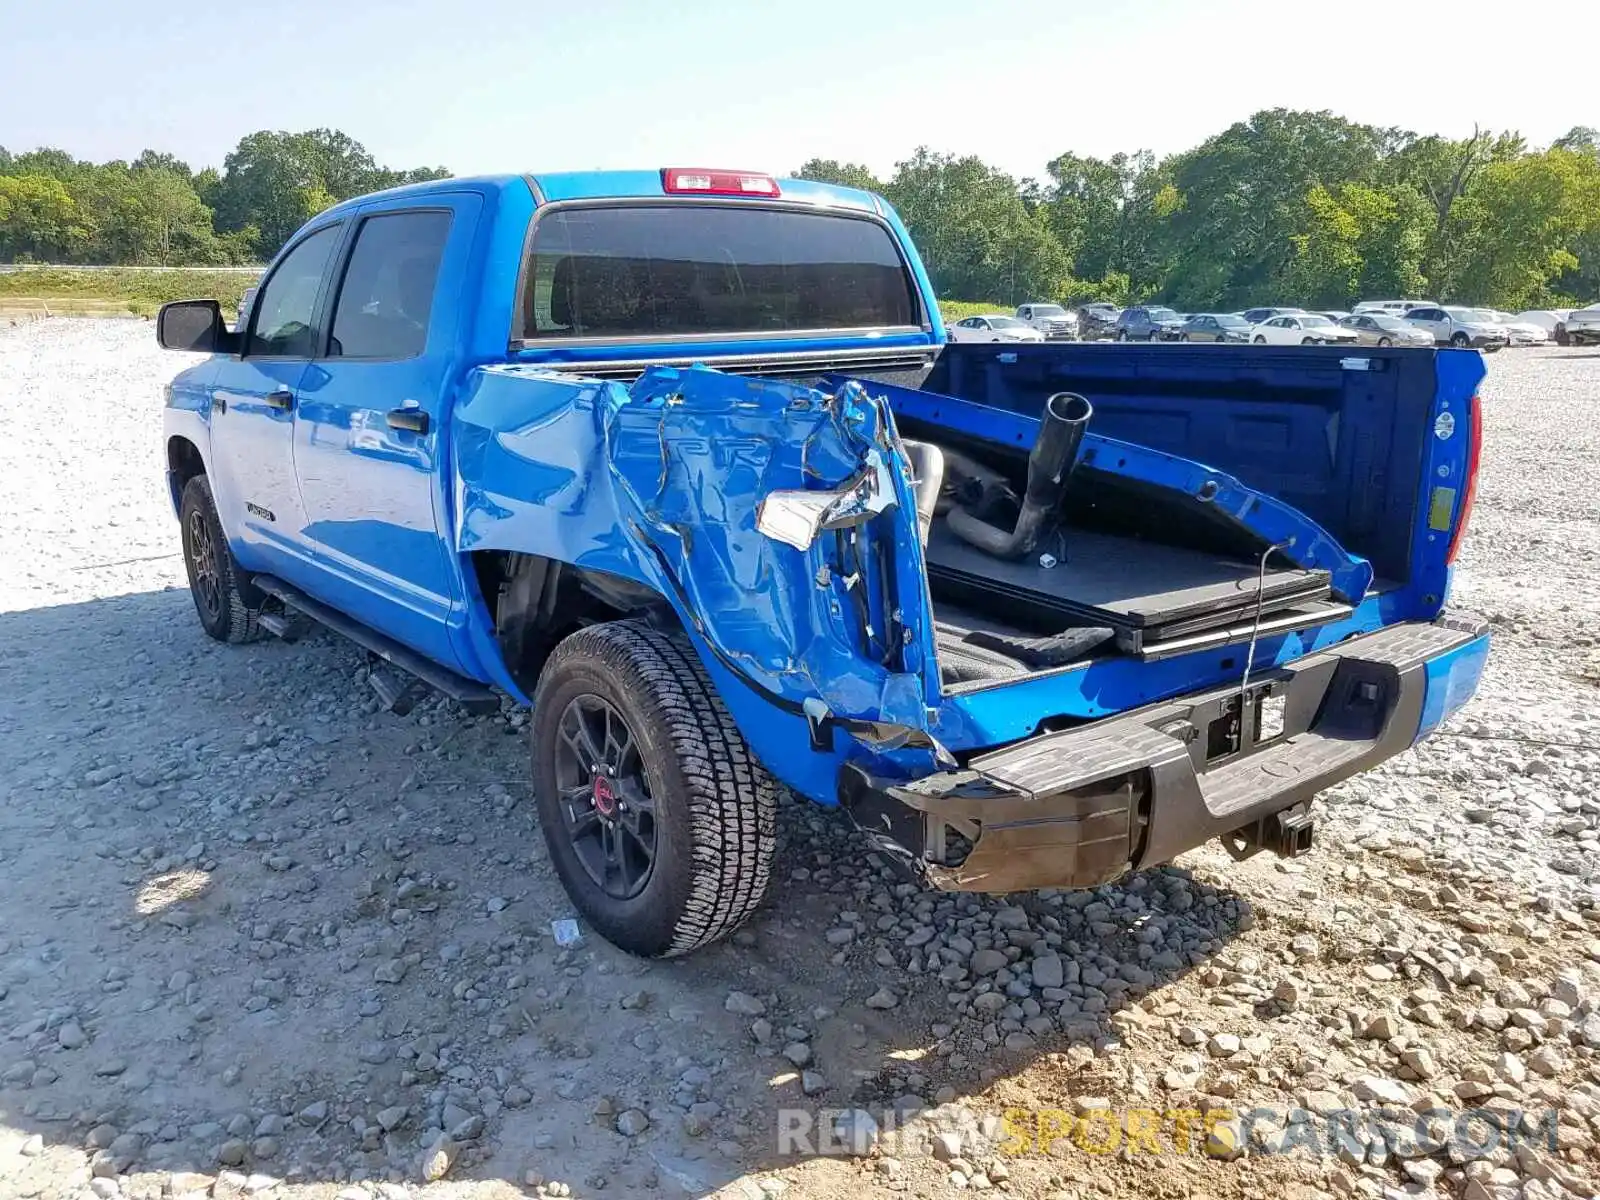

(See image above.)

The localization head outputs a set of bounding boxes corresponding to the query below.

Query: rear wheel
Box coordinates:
[531,620,777,958]
[179,475,266,644]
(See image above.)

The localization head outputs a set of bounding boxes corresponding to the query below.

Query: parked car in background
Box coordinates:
[1486,311,1550,346]
[1566,305,1600,345]
[1354,299,1436,315]
[1178,313,1253,343]
[1321,311,1352,324]
[1405,306,1510,350]
[1014,302,1077,339]
[1114,305,1185,341]
[1250,313,1359,345]
[1513,309,1572,345]
[947,314,1046,343]
[1076,302,1120,340]
[1338,313,1434,347]
[1241,306,1306,325]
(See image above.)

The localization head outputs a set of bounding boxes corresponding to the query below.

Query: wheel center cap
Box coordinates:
[591,774,618,817]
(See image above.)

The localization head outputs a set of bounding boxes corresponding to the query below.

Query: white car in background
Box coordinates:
[1561,305,1600,345]
[1249,313,1359,345]
[1513,309,1572,344]
[1487,311,1550,346]
[947,314,1046,343]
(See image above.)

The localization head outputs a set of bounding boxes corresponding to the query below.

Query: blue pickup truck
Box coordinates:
[156,167,1489,958]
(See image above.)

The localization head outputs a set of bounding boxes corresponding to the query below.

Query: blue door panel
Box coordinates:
[292,194,484,673]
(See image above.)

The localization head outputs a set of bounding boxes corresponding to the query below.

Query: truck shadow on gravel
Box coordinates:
[0,587,1250,1199]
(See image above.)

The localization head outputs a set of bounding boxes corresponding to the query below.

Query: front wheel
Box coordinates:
[1253,335,1267,344]
[1178,333,1190,342]
[179,475,267,644]
[1377,336,1392,347]
[531,621,777,958]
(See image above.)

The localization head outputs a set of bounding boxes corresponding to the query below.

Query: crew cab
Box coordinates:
[156,168,1490,959]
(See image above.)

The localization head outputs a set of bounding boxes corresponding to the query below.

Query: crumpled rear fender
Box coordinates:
[452,364,945,804]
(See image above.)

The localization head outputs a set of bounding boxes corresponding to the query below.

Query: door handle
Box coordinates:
[265,388,294,412]
[386,408,430,434]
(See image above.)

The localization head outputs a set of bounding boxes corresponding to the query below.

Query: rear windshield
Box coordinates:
[520,204,919,341]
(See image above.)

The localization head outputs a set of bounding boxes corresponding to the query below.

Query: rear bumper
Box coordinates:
[841,615,1488,893]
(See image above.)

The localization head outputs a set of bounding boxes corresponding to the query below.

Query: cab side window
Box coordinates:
[247,225,341,358]
[328,211,453,360]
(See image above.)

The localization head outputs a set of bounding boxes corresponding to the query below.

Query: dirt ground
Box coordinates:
[1,319,1597,1200]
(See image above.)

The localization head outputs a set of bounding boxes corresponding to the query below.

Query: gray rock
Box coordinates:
[418,1135,455,1183]
[1030,954,1064,990]
[57,1020,88,1050]
[724,991,765,1016]
[216,1139,248,1167]
[615,1109,650,1137]
[373,959,407,984]
[782,1042,812,1067]
[970,949,1008,975]
[376,1105,407,1131]
[865,987,899,1010]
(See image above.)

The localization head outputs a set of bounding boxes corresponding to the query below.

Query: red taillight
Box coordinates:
[661,168,780,197]
[1446,393,1482,565]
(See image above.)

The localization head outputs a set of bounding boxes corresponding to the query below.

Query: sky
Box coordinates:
[1,0,1595,181]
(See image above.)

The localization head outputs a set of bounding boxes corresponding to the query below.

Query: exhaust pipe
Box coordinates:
[946,392,1093,559]
[901,440,946,548]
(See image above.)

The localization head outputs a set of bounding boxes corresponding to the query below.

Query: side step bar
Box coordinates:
[252,575,500,716]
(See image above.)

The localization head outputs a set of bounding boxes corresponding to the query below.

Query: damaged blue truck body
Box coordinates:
[158,168,1490,958]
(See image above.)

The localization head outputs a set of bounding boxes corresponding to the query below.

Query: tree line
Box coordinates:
[3,111,1598,311]
[0,130,447,268]
[799,110,1600,311]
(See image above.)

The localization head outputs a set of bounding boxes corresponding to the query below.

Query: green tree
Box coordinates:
[1446,148,1600,307]
[1285,182,1429,306]
[1161,109,1389,308]
[794,159,884,192]
[883,149,1070,305]
[209,129,451,257]
[0,174,85,260]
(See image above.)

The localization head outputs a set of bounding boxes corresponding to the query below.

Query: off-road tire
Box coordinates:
[179,475,266,644]
[531,620,777,957]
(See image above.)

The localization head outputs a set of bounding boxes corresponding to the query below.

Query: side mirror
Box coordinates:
[156,299,237,353]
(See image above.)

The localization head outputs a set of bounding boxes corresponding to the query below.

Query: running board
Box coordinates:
[252,575,500,716]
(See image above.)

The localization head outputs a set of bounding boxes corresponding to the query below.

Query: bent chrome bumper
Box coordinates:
[841,615,1489,893]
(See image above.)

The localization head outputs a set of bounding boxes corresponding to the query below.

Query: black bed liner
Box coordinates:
[925,525,1342,660]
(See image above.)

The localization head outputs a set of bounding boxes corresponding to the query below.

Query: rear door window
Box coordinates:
[328,211,453,360]
[521,204,919,341]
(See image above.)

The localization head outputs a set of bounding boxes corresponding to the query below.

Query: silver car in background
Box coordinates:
[1404,305,1510,349]
[1564,305,1600,346]
[1338,312,1434,347]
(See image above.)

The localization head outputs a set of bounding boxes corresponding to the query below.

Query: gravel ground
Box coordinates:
[0,318,1597,1200]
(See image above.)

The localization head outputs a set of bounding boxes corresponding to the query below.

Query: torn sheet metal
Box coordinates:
[452,363,948,796]
[608,368,943,743]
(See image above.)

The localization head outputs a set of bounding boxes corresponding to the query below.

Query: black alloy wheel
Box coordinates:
[553,694,657,900]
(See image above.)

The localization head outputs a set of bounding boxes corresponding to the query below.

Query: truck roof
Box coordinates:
[317,170,884,218]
